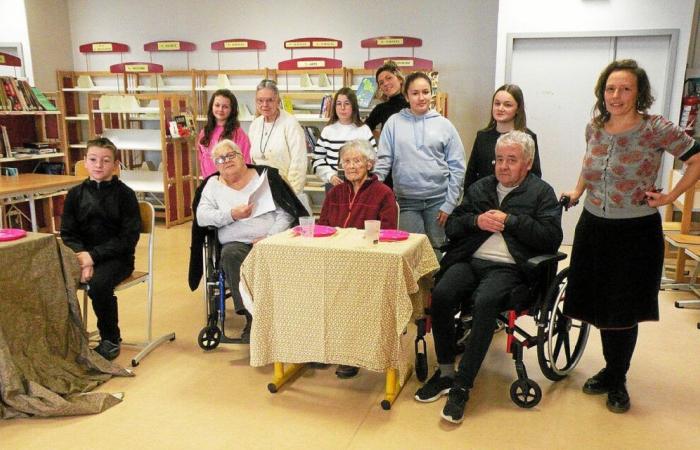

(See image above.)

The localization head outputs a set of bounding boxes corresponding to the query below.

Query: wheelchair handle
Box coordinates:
[559,195,572,211]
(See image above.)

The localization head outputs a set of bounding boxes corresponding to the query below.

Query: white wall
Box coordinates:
[64,0,499,147]
[25,0,74,91]
[496,0,696,120]
[0,0,33,83]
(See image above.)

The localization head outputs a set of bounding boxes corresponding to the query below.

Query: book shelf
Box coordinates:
[88,92,196,227]
[0,96,69,232]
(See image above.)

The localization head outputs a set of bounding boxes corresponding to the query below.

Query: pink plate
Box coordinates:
[292,224,337,237]
[379,229,409,242]
[0,228,27,242]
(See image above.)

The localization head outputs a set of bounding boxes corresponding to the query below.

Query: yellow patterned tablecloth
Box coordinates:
[241,228,439,383]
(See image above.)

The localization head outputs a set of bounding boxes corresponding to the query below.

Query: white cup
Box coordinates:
[364,220,380,244]
[299,216,315,238]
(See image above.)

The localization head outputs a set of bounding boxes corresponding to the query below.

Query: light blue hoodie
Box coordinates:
[375,108,466,214]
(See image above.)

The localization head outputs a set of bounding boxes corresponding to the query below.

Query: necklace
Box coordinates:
[259,114,279,160]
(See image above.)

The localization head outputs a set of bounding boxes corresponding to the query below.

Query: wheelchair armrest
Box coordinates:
[525,252,567,271]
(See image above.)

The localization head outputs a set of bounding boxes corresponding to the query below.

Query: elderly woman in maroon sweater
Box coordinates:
[317,138,397,379]
[319,139,398,230]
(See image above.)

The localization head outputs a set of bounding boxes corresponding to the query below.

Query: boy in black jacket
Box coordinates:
[61,138,140,360]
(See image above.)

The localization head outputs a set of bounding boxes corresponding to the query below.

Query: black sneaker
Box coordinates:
[583,368,612,395]
[335,365,360,379]
[607,384,631,413]
[414,370,454,403]
[93,339,120,361]
[441,387,469,424]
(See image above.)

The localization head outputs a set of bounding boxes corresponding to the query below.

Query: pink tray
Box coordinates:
[379,229,409,242]
[0,228,27,242]
[292,224,337,237]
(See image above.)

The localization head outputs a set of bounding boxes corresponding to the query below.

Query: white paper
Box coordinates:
[242,170,276,219]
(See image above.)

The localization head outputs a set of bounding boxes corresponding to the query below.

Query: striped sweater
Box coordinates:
[312,122,376,183]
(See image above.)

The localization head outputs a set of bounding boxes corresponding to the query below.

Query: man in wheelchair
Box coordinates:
[414,130,563,424]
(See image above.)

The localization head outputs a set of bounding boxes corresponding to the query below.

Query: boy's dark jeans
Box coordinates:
[87,258,133,343]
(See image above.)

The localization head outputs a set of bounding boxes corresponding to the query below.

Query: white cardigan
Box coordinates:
[249,110,307,194]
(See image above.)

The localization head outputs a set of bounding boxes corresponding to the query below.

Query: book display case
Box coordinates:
[1,52,69,231]
[87,84,196,227]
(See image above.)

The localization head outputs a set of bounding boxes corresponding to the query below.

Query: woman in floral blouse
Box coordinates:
[563,59,700,414]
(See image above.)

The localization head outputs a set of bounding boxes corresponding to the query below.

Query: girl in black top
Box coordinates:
[464,84,541,188]
[364,61,409,188]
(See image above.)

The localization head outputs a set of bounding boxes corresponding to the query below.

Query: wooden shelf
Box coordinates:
[0,152,65,163]
[0,110,61,116]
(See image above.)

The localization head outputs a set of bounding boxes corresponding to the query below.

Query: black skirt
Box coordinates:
[563,209,664,329]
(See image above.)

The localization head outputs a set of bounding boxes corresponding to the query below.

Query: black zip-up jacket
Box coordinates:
[60,176,140,264]
[187,165,309,291]
[438,173,562,279]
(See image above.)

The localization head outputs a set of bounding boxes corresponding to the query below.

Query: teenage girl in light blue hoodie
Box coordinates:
[374,72,466,258]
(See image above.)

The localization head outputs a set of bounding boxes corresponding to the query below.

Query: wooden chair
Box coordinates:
[662,169,700,286]
[80,201,175,366]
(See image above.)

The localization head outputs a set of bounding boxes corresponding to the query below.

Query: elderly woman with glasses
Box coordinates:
[191,139,308,342]
[248,79,308,195]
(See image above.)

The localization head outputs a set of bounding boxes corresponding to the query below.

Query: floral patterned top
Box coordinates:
[582,115,696,219]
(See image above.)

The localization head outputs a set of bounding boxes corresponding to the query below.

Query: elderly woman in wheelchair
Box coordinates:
[414,131,567,424]
[190,139,308,344]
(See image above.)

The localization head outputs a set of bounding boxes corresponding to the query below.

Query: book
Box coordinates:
[1,125,11,157]
[1,77,22,111]
[355,77,378,108]
[31,87,56,111]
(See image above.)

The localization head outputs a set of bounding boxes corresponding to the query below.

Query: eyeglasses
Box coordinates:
[214,152,242,164]
[340,158,366,167]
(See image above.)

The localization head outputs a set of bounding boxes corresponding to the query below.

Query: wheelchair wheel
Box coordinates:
[510,378,541,408]
[537,268,590,381]
[198,326,221,351]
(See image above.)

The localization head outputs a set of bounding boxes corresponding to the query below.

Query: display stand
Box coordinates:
[88,65,195,227]
[57,41,130,173]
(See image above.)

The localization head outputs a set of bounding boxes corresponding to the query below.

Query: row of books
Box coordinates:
[0,77,57,111]
[0,125,57,159]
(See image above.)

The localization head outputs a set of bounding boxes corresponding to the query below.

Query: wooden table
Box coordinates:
[0,174,81,232]
[241,228,439,409]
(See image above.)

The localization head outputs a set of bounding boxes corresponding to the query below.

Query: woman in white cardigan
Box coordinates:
[248,79,307,194]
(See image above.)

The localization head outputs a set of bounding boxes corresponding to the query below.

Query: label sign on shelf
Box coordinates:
[158,41,181,51]
[377,38,404,46]
[363,56,433,71]
[0,52,22,67]
[224,41,248,49]
[79,42,129,54]
[277,57,343,70]
[144,40,196,52]
[361,36,423,48]
[286,41,310,48]
[92,43,113,52]
[284,37,343,49]
[211,39,266,51]
[125,64,149,72]
[298,60,325,68]
[109,62,164,74]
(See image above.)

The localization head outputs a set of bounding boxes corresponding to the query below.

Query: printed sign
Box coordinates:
[286,41,311,48]
[157,41,181,51]
[377,38,404,46]
[391,59,413,67]
[224,41,248,49]
[298,60,326,68]
[125,64,149,72]
[92,43,114,52]
[0,55,5,64]
[312,41,339,48]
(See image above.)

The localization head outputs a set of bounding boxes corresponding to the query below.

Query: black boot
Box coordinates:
[241,310,252,344]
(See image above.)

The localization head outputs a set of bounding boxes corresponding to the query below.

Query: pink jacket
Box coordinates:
[197,126,252,178]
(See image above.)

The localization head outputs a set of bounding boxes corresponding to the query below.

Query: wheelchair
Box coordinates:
[414,202,590,409]
[196,227,248,350]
